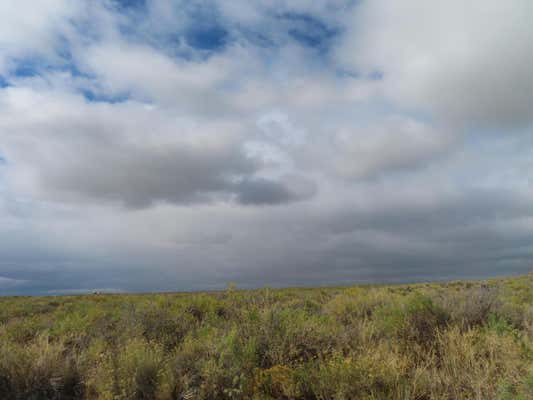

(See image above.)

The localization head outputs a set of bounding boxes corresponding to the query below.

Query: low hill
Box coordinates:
[0,274,531,399]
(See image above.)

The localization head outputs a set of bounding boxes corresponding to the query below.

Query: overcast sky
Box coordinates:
[1,0,532,295]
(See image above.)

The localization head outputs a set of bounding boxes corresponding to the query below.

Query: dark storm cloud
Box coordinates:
[217,188,533,288]
[324,188,533,235]
[1,183,532,295]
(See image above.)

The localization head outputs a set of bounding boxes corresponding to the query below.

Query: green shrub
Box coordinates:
[0,336,85,400]
[257,308,337,367]
[434,285,501,330]
[137,305,195,350]
[323,288,390,324]
[116,339,165,400]
[375,294,449,350]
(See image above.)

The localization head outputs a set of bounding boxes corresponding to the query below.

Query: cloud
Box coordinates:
[0,276,26,289]
[236,175,316,205]
[78,42,233,108]
[330,115,455,179]
[0,1,81,73]
[337,0,533,129]
[0,86,310,207]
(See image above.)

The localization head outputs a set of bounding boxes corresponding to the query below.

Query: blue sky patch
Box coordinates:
[12,58,41,78]
[0,75,9,88]
[280,12,338,50]
[8,55,90,81]
[238,29,276,48]
[81,89,129,104]
[185,25,228,50]
[112,0,146,10]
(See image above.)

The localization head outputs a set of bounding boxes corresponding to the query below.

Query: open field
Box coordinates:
[0,274,531,400]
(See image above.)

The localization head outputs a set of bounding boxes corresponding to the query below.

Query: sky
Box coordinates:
[1,0,532,295]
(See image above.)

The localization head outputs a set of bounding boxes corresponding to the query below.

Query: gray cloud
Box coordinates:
[236,175,316,205]
[327,115,455,179]
[236,178,297,205]
[0,88,312,207]
[0,276,26,289]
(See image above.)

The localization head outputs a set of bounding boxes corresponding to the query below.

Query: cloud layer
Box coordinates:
[0,0,532,295]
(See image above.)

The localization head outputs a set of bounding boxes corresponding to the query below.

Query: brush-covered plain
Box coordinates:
[0,274,531,400]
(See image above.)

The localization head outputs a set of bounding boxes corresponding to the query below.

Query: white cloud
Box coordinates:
[337,0,533,129]
[79,42,231,105]
[0,0,82,73]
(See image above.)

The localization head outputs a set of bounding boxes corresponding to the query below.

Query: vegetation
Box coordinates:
[0,274,531,400]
